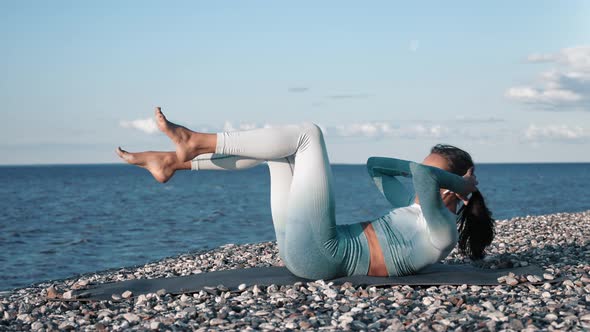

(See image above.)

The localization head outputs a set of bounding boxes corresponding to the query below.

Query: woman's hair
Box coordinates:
[430,144,495,261]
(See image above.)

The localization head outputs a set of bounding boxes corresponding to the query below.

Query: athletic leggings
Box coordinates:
[191,122,370,280]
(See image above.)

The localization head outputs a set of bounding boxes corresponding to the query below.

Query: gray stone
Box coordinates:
[31,321,43,330]
[209,318,227,326]
[58,321,77,330]
[351,320,368,330]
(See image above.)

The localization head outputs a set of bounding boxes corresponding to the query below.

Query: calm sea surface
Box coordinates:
[1,163,589,290]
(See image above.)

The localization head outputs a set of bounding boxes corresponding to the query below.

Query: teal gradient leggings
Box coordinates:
[191,123,371,280]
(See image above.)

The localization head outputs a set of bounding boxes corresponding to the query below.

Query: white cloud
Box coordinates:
[217,121,453,139]
[223,121,274,132]
[403,124,449,139]
[527,53,555,63]
[326,122,451,139]
[331,122,394,137]
[506,45,590,110]
[527,46,590,71]
[506,86,582,102]
[524,124,589,141]
[151,119,501,143]
[119,118,158,134]
[116,118,500,143]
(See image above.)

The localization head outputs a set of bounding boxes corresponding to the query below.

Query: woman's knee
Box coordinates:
[296,122,326,152]
[300,122,325,138]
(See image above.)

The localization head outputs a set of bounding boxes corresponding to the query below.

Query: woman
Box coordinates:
[117,107,495,280]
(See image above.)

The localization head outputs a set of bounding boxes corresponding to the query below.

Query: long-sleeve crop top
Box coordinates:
[363,157,468,276]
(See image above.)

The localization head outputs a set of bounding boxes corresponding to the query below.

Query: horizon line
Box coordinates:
[2,161,590,167]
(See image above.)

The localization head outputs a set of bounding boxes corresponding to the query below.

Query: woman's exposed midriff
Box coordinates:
[361,221,388,276]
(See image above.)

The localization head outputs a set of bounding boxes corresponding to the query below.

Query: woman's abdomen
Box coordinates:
[370,217,438,276]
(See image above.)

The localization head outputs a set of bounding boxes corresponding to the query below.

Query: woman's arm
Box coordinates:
[367,156,469,195]
[366,157,416,209]
[367,156,469,249]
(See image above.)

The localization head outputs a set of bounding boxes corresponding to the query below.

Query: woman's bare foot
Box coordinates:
[116,147,187,183]
[154,107,208,162]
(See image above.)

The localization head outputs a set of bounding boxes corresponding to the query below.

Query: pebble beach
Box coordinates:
[1,210,589,331]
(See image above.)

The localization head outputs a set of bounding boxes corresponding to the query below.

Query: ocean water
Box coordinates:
[1,163,589,291]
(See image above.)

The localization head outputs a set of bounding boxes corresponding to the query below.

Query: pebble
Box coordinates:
[510,319,524,330]
[17,313,32,322]
[123,313,140,323]
[324,289,338,298]
[351,320,368,330]
[45,286,58,299]
[209,318,226,325]
[562,280,574,287]
[505,276,519,286]
[1,211,589,331]
[58,321,77,330]
[526,275,542,283]
[62,291,73,300]
[545,313,558,321]
[299,321,312,329]
[121,290,133,299]
[135,294,147,305]
[481,301,496,311]
[339,304,351,312]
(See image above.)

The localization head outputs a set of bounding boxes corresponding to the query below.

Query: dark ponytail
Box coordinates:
[456,190,495,260]
[430,144,496,261]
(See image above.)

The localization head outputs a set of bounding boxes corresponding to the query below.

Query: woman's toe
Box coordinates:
[116,147,124,157]
[116,147,135,163]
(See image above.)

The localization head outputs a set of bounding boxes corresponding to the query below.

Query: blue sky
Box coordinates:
[1,1,589,164]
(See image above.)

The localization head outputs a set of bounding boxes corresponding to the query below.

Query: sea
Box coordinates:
[1,163,589,291]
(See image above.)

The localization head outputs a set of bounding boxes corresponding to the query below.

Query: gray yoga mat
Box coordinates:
[63,263,560,301]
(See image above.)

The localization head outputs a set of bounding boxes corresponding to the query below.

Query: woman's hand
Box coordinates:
[456,167,478,204]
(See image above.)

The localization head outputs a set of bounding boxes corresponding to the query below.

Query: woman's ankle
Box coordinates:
[195,133,218,155]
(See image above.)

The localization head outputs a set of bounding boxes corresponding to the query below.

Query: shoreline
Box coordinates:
[1,210,589,331]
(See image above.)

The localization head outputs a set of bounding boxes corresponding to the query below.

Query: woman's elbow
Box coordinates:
[366,157,377,174]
